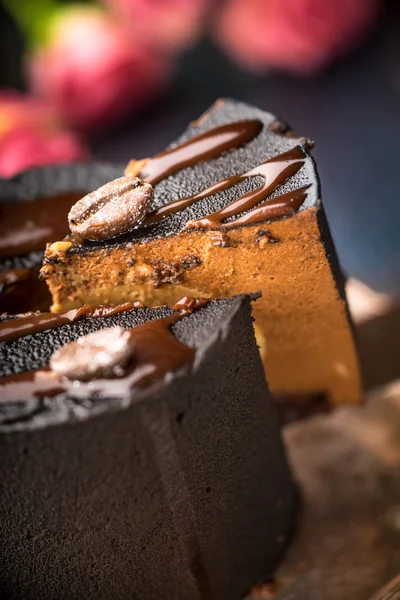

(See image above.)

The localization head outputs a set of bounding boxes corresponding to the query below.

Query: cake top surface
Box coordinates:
[0,295,254,431]
[0,98,320,268]
[69,98,320,252]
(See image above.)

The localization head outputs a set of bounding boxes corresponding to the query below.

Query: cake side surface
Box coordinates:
[43,209,360,403]
[0,295,297,600]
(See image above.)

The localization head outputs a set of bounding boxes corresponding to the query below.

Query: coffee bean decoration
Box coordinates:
[50,326,136,381]
[68,176,153,241]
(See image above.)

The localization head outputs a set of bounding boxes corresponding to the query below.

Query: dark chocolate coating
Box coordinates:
[71,100,319,254]
[0,305,174,380]
[0,296,297,600]
[0,162,123,271]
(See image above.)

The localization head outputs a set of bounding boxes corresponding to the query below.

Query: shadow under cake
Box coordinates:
[41,99,362,406]
[0,295,296,600]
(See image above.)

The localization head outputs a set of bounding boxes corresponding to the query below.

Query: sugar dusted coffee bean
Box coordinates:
[68,176,153,241]
[50,326,136,381]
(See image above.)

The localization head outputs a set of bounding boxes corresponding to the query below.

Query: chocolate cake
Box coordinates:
[41,99,362,405]
[0,162,122,313]
[0,295,297,600]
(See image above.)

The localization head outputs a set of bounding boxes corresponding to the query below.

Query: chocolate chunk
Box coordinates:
[68,177,153,241]
[255,228,280,247]
[50,326,136,381]
[148,255,201,288]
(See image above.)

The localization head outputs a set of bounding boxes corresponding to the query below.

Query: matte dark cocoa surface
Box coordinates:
[0,295,297,600]
[0,300,220,380]
[69,99,319,254]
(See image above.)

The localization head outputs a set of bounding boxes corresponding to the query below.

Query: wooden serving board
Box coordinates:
[248,303,400,600]
[248,382,400,600]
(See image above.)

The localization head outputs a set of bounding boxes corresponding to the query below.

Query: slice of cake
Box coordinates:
[41,99,362,405]
[0,163,121,313]
[0,295,297,600]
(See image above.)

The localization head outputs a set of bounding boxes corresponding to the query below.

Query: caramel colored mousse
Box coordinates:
[41,99,362,406]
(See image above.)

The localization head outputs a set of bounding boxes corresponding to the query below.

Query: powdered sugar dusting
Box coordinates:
[68,176,153,241]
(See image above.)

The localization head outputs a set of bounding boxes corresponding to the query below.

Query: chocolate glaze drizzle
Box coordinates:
[0,301,206,402]
[0,302,143,345]
[143,146,308,229]
[0,193,84,314]
[0,268,31,287]
[0,367,65,402]
[172,296,209,312]
[0,268,52,314]
[2,119,308,284]
[228,185,310,228]
[0,192,83,259]
[128,120,263,186]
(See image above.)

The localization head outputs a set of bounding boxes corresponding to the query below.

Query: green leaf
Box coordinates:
[1,0,92,48]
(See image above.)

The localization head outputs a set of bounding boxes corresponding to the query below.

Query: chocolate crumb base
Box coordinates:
[0,162,123,206]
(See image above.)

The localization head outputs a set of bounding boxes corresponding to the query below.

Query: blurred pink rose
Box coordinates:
[102,0,211,53]
[0,90,61,137]
[0,129,89,178]
[0,90,89,178]
[215,0,381,75]
[28,6,173,132]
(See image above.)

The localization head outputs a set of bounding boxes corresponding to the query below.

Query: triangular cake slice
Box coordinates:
[41,99,362,405]
[0,295,296,600]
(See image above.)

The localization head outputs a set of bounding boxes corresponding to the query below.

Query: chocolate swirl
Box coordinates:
[143,146,308,229]
[0,192,83,259]
[0,311,195,402]
[0,302,143,345]
[126,120,263,185]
